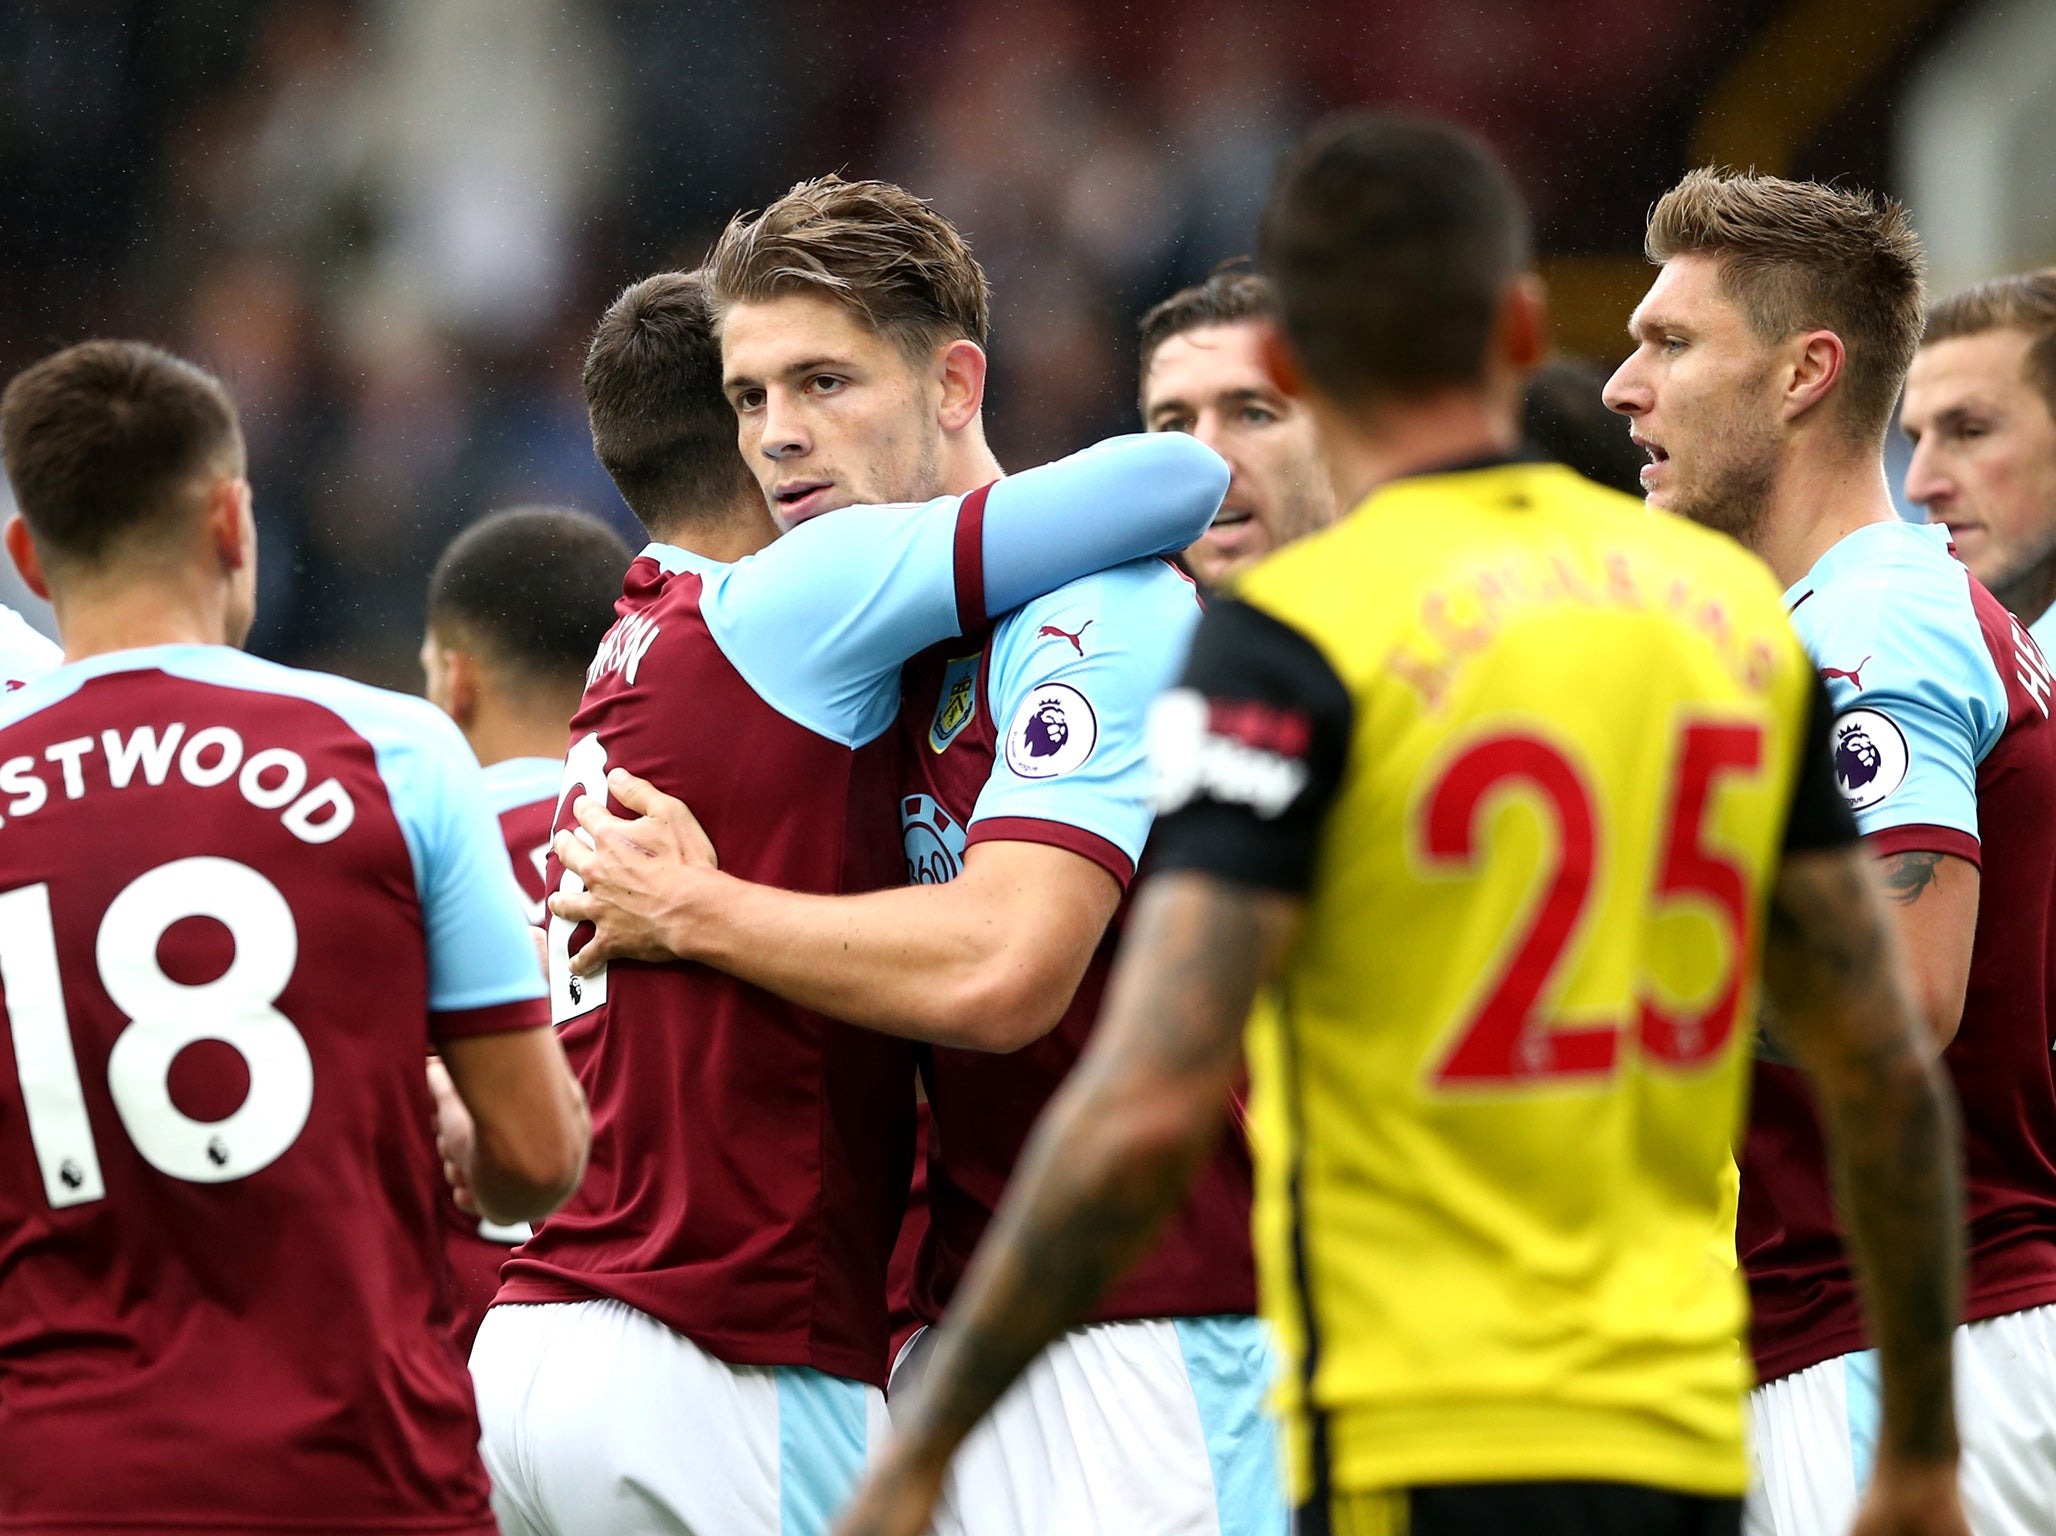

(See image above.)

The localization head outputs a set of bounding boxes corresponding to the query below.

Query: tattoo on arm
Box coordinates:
[892,874,1294,1463]
[1878,850,1943,905]
[1762,848,1963,1466]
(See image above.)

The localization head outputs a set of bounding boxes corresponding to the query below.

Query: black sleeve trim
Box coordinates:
[1146,599,1354,894]
[1782,671,1861,854]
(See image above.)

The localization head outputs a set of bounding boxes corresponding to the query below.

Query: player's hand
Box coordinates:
[1849,1461,1971,1536]
[549,769,720,973]
[427,1057,481,1216]
[828,1442,946,1536]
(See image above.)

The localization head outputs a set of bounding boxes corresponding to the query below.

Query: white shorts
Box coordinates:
[890,1314,1286,1536]
[1745,1302,2056,1536]
[470,1298,890,1536]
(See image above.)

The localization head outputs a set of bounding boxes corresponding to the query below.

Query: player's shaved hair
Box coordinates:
[1136,266,1278,396]
[584,270,759,539]
[427,505,631,687]
[1260,114,1529,404]
[1,339,243,567]
[1645,168,1927,444]
[1923,268,2056,419]
[702,174,991,360]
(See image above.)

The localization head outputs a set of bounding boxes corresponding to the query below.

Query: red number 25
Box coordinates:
[1420,722,1764,1087]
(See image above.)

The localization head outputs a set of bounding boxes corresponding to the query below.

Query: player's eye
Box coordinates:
[733,389,765,413]
[807,374,846,396]
[1240,405,1279,426]
[1661,337,1687,355]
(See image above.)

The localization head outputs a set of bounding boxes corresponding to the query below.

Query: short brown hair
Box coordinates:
[1,339,242,566]
[1646,168,1927,441]
[1922,268,2056,420]
[1259,114,1530,404]
[1136,266,1278,391]
[702,174,990,359]
[428,505,631,684]
[584,270,758,538]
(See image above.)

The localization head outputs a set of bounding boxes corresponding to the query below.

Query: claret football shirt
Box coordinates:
[497,433,1228,1388]
[894,556,1258,1328]
[0,644,547,1535]
[1742,519,2056,1382]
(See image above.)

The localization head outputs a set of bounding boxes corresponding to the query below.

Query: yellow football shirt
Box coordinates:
[1148,459,1841,1505]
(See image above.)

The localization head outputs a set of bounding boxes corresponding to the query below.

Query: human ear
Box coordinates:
[4,516,50,601]
[937,339,988,433]
[1784,330,1846,422]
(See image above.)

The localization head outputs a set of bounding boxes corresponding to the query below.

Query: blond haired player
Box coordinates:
[835,116,1969,1536]
[1609,171,2056,1536]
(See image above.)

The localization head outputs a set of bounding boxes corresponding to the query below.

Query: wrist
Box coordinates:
[661,864,731,963]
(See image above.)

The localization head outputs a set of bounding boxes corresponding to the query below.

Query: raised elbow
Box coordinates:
[1137,432,1230,550]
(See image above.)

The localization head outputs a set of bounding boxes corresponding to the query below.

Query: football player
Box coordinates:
[1608,169,2056,1535]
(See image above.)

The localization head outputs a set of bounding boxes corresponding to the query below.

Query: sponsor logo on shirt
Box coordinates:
[1150,688,1309,818]
[901,794,968,884]
[1036,619,1093,656]
[1003,683,1097,779]
[2012,614,2053,718]
[1819,655,1870,690]
[929,653,982,752]
[1831,708,1909,812]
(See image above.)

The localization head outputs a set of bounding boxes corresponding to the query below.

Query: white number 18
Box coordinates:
[1,857,313,1209]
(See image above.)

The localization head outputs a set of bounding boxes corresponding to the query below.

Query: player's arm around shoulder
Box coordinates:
[400,700,589,1224]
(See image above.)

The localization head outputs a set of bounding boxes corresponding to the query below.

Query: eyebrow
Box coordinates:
[1145,385,1279,421]
[1626,308,1687,342]
[723,355,851,391]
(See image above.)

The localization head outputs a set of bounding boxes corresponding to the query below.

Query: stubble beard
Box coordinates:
[1664,418,1780,556]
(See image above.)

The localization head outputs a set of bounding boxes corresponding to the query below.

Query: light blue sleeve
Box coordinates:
[395,714,554,1014]
[968,559,1203,880]
[1790,562,2005,842]
[699,433,1227,749]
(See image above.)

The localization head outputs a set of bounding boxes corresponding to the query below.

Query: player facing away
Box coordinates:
[469,261,1227,1536]
[1139,265,1336,592]
[419,503,631,1355]
[1902,270,2056,658]
[830,116,1972,1536]
[553,179,1282,1536]
[1608,171,2056,1536]
[0,340,590,1533]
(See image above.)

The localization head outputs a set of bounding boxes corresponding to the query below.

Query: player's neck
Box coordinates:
[48,574,235,662]
[1994,546,2056,630]
[1313,391,1519,512]
[937,418,1005,497]
[1757,437,1900,589]
[463,693,581,769]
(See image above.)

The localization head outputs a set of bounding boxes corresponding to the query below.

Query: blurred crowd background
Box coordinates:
[0,0,2050,684]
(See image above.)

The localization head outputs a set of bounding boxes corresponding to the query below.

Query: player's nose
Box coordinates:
[1601,356,1646,417]
[758,391,811,459]
[1902,438,1951,510]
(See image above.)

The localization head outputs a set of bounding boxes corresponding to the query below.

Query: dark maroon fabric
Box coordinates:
[0,670,494,1534]
[440,783,560,1361]
[894,632,1257,1329]
[1742,577,2056,1382]
[496,555,917,1388]
[888,1102,931,1362]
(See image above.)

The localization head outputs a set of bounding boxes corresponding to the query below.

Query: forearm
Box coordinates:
[1765,850,1964,1467]
[1816,1036,1963,1464]
[669,869,1037,1047]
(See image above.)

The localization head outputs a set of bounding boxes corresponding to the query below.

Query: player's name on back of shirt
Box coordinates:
[1383,539,1781,710]
[0,717,354,839]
